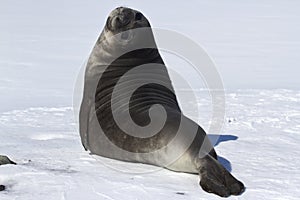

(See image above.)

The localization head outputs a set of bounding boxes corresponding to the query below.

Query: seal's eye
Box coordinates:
[135,12,142,21]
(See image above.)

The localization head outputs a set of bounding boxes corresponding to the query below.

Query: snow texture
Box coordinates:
[1,0,300,199]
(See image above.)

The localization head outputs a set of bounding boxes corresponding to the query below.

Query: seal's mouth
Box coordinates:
[121,31,130,40]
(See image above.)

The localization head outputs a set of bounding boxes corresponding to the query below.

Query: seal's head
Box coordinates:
[106,7,150,35]
[99,7,156,54]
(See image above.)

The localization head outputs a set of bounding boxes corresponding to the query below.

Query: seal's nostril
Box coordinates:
[135,12,143,21]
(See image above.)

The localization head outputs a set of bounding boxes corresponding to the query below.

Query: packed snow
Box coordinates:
[1,0,300,199]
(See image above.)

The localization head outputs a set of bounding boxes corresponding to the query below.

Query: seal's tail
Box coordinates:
[197,154,245,197]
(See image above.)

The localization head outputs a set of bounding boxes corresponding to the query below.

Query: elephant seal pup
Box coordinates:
[79,7,245,197]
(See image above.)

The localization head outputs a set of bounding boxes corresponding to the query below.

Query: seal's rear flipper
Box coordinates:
[198,155,245,197]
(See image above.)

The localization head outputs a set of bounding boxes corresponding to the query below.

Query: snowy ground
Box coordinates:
[0,90,300,200]
[1,0,300,199]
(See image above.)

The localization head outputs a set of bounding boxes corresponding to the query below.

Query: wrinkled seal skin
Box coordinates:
[79,7,245,197]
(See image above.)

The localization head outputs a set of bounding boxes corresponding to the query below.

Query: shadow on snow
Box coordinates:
[208,134,238,172]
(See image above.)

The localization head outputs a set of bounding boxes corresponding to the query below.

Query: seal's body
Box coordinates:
[79,7,244,197]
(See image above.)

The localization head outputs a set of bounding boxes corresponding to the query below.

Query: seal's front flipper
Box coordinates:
[198,155,245,197]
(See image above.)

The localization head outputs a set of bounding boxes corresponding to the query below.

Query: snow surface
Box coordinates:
[1,0,300,199]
